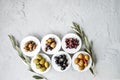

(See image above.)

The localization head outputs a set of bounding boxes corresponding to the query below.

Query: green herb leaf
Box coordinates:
[8,35,17,49]
[33,75,43,79]
[8,35,46,79]
[71,22,95,75]
[84,36,90,49]
[89,67,94,75]
[8,35,27,64]
[28,67,34,72]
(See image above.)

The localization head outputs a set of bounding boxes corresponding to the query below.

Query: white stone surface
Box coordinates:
[0,0,120,80]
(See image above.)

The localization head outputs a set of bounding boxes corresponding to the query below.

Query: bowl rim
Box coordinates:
[20,36,41,57]
[51,51,71,72]
[72,51,92,72]
[41,34,61,55]
[31,53,51,74]
[62,33,82,54]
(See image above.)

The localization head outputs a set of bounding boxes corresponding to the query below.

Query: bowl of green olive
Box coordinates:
[31,53,51,74]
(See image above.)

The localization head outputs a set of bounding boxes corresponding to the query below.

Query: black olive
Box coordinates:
[49,46,53,50]
[55,60,59,64]
[62,63,66,67]
[59,58,64,63]
[57,63,61,66]
[54,56,59,60]
[62,54,66,58]
[65,63,68,67]
[61,66,66,70]
[59,62,63,66]
[64,59,68,64]
[59,55,63,58]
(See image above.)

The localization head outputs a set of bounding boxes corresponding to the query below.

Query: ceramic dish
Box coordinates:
[72,51,92,72]
[52,51,71,72]
[20,36,41,57]
[62,33,82,54]
[41,34,61,55]
[31,53,51,74]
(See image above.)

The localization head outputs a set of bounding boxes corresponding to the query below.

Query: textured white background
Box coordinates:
[0,0,120,80]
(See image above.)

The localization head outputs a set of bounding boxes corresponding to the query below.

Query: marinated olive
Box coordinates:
[45,38,56,51]
[50,42,56,48]
[84,62,88,67]
[77,54,83,59]
[79,66,85,70]
[74,58,79,64]
[24,40,37,52]
[78,60,84,67]
[84,54,89,61]
[47,38,53,43]
[75,53,90,71]
[45,40,49,44]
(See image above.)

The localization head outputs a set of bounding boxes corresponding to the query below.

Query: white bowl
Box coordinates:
[41,34,61,55]
[72,51,92,72]
[20,36,41,57]
[52,51,71,72]
[62,33,82,54]
[31,53,51,74]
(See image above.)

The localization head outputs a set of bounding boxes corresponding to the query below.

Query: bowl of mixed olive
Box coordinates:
[41,34,61,55]
[72,51,92,72]
[31,53,51,74]
[20,36,41,57]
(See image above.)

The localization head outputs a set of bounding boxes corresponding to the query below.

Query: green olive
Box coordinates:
[39,58,46,65]
[36,54,43,60]
[45,61,49,68]
[36,64,42,69]
[33,59,39,64]
[40,67,46,72]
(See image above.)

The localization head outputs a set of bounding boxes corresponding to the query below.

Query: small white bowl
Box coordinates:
[31,53,51,74]
[20,36,41,57]
[41,34,61,55]
[72,51,92,72]
[52,51,71,72]
[62,33,82,54]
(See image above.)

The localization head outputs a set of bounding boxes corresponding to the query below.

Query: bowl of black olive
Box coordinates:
[52,51,71,72]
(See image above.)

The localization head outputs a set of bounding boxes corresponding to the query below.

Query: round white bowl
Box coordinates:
[31,53,51,74]
[72,51,92,72]
[52,51,71,72]
[62,33,82,54]
[20,36,41,57]
[41,34,61,55]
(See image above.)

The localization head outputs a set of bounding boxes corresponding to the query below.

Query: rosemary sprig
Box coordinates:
[8,35,29,64]
[71,22,95,75]
[8,35,46,80]
[33,75,45,80]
